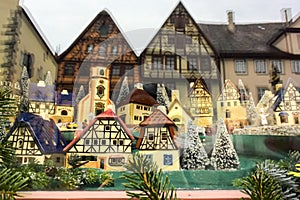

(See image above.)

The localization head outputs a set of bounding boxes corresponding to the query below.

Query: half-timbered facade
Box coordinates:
[28,82,55,119]
[56,10,138,106]
[272,78,300,125]
[140,2,220,111]
[64,109,135,170]
[189,78,213,127]
[217,79,247,129]
[6,113,66,166]
[136,109,179,171]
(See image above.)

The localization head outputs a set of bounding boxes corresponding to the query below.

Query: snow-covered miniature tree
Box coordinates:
[210,119,239,170]
[246,92,259,125]
[116,76,129,105]
[237,79,249,105]
[45,71,53,85]
[181,121,209,170]
[75,85,85,104]
[156,83,170,107]
[19,66,29,112]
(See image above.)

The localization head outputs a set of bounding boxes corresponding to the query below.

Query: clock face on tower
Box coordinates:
[97,85,105,98]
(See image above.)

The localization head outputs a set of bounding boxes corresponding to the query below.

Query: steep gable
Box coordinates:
[7,113,66,155]
[217,79,240,101]
[64,109,134,153]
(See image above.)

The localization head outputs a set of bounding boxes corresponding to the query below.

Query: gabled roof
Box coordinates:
[272,78,300,111]
[188,77,211,96]
[140,1,218,56]
[63,109,134,152]
[198,22,293,58]
[57,9,137,60]
[217,79,240,101]
[139,109,175,127]
[117,88,159,107]
[168,96,194,120]
[7,112,66,154]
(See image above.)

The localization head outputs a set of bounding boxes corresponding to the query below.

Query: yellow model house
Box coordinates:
[189,78,213,128]
[217,79,247,130]
[272,78,300,125]
[117,86,158,126]
[168,90,193,133]
[136,109,179,171]
[63,109,135,171]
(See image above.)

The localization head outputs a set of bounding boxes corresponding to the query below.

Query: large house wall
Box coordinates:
[223,58,299,104]
[0,1,57,86]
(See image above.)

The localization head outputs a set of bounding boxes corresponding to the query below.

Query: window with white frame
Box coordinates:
[165,56,175,70]
[272,60,284,74]
[188,56,197,71]
[152,57,162,70]
[292,60,300,74]
[257,87,268,101]
[255,60,267,74]
[235,60,247,74]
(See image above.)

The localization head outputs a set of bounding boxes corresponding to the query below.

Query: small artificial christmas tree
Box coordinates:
[210,119,239,170]
[246,92,259,126]
[116,76,129,106]
[156,83,170,107]
[181,121,209,170]
[75,85,85,104]
[19,66,29,113]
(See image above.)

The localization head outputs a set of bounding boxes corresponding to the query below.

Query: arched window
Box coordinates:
[61,110,68,115]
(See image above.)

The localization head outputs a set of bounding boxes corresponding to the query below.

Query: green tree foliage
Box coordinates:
[234,151,300,200]
[122,153,177,200]
[0,86,17,141]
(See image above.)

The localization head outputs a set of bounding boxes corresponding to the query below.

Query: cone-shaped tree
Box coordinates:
[181,121,209,170]
[211,119,239,170]
[116,76,129,106]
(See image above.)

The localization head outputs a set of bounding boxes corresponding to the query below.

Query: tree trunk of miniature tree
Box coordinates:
[181,121,209,170]
[210,119,239,170]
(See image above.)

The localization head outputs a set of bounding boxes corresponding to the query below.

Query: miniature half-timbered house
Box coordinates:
[28,81,55,119]
[272,78,300,125]
[168,90,193,133]
[189,78,213,128]
[140,2,220,108]
[63,109,135,170]
[6,113,66,166]
[136,109,179,171]
[76,65,110,124]
[56,9,138,104]
[117,87,159,126]
[217,79,247,129]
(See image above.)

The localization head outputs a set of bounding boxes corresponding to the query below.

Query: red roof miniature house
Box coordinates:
[63,109,135,170]
[136,108,179,171]
[116,87,159,126]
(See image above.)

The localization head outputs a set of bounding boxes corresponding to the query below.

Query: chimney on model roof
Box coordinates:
[227,10,235,33]
[281,8,292,23]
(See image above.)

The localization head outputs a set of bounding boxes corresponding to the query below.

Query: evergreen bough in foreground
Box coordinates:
[122,153,177,200]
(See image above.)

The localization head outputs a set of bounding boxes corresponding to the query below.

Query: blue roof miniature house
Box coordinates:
[6,112,67,166]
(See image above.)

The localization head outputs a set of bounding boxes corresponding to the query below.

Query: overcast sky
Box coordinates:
[21,0,300,54]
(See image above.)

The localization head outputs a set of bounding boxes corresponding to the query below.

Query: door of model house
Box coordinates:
[99,157,106,169]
